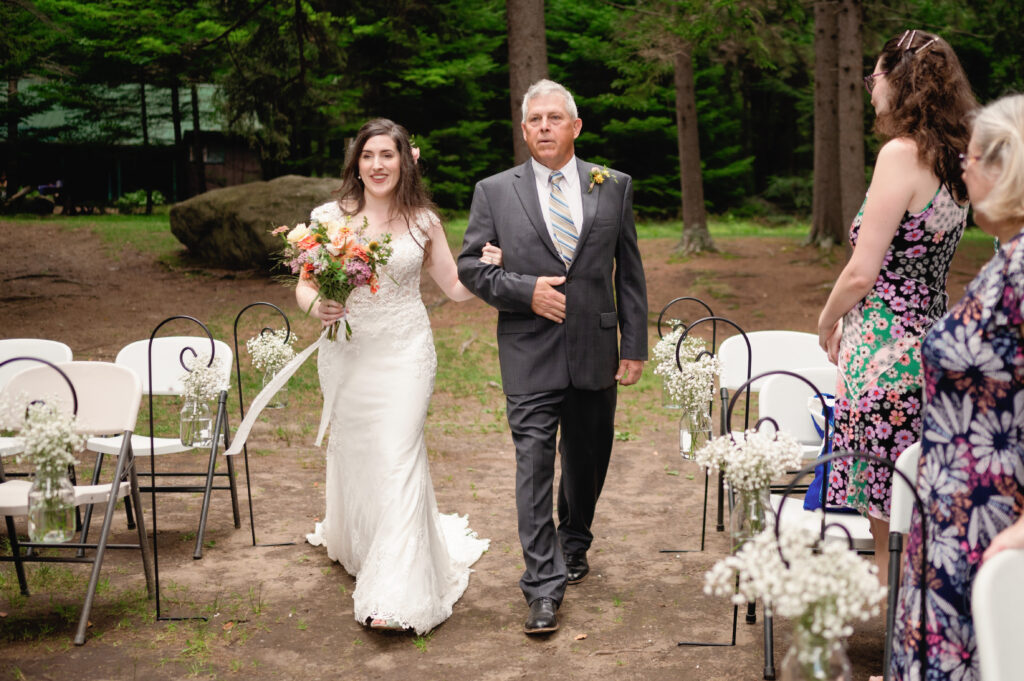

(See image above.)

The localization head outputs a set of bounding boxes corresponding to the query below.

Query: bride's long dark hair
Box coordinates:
[335,118,437,227]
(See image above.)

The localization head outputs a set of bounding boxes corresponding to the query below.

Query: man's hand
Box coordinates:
[616,359,644,386]
[531,276,566,323]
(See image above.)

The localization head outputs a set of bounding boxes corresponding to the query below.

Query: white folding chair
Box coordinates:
[716,331,833,530]
[82,337,239,559]
[0,340,73,459]
[718,330,831,397]
[0,360,154,645]
[879,440,922,675]
[973,548,1024,681]
[758,366,839,460]
[760,367,873,557]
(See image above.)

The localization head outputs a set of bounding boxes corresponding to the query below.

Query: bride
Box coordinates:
[296,118,500,633]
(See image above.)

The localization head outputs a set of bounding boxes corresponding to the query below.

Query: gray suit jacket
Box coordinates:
[458,157,648,395]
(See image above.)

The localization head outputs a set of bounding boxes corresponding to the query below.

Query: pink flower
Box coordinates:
[345,258,372,287]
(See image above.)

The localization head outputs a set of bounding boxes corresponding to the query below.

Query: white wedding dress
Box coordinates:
[305,202,489,634]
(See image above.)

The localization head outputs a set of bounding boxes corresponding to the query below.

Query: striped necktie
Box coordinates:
[548,170,578,267]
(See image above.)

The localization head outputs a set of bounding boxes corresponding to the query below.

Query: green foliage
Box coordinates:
[4,0,1023,219]
[116,189,166,213]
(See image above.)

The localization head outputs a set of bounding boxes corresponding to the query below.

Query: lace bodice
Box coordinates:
[309,201,436,345]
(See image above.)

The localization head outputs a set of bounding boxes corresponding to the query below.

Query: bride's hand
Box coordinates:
[316,298,346,323]
[481,242,503,267]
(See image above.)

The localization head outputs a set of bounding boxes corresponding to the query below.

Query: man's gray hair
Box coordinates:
[521,79,578,123]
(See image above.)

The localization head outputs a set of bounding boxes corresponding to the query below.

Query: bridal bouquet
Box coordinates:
[273,216,393,341]
[694,428,803,493]
[704,525,886,643]
[652,322,720,413]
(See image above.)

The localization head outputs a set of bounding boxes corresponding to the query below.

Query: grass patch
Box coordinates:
[442,213,814,246]
[3,214,182,260]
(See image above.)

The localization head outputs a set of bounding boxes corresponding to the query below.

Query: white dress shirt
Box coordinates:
[531,157,583,251]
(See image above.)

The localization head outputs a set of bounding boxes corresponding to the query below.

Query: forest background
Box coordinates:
[2,0,1023,250]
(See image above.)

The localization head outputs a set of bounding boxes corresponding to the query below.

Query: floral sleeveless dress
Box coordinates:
[890,230,1024,681]
[826,185,968,519]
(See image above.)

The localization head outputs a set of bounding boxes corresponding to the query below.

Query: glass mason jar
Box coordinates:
[28,465,76,543]
[780,625,852,681]
[262,367,288,409]
[180,397,213,447]
[729,486,772,551]
[679,409,712,461]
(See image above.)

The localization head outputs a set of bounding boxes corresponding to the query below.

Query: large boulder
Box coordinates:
[170,175,340,270]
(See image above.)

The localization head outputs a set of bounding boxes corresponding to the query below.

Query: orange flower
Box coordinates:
[347,243,370,263]
[297,235,319,251]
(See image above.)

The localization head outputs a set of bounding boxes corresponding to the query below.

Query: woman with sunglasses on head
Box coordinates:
[888,93,1024,681]
[817,30,977,584]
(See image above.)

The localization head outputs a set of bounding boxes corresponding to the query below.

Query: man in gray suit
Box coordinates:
[457,79,647,635]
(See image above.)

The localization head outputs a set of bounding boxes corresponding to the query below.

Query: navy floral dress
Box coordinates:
[827,186,968,519]
[890,231,1024,681]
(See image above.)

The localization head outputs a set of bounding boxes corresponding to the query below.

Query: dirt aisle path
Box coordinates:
[0,220,992,680]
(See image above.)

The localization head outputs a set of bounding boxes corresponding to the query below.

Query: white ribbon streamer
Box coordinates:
[224,334,331,456]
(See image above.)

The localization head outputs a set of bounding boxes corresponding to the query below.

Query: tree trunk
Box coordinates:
[836,0,864,234]
[140,81,153,215]
[810,0,843,247]
[171,83,184,202]
[674,48,714,254]
[292,0,310,173]
[190,83,207,195]
[6,78,18,198]
[507,0,548,165]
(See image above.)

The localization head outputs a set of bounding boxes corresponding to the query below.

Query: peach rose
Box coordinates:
[286,223,311,243]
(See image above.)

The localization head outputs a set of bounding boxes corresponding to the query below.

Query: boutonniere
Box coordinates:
[587,166,616,193]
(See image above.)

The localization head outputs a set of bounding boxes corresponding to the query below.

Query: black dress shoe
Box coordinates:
[524,597,558,634]
[564,552,589,585]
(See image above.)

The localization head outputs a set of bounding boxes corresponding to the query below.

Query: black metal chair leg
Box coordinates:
[126,448,155,598]
[193,393,227,559]
[763,611,776,680]
[223,410,240,529]
[882,532,903,681]
[746,600,757,624]
[4,514,29,595]
[68,463,83,533]
[74,446,129,646]
[78,450,106,556]
[123,487,136,530]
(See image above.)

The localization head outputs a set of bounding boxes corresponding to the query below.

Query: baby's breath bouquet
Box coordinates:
[16,402,83,475]
[247,329,298,375]
[695,428,804,546]
[246,329,297,409]
[705,525,885,678]
[181,353,229,403]
[694,428,803,494]
[15,402,84,543]
[178,353,228,447]
[652,322,720,413]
